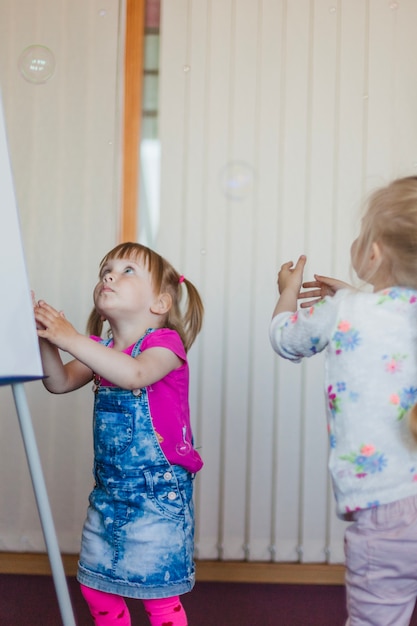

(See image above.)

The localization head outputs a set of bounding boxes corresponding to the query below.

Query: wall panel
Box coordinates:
[0,0,123,552]
[158,0,417,564]
[1,0,417,566]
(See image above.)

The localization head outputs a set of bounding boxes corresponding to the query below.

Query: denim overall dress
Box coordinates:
[77,332,196,599]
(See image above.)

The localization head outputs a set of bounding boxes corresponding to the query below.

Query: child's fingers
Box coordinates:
[38,300,62,318]
[294,255,307,269]
[299,298,321,309]
[299,288,322,300]
[302,280,320,289]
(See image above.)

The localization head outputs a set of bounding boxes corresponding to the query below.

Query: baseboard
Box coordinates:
[0,553,345,585]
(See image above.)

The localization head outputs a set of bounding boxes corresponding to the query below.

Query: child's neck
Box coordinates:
[370,267,394,292]
[109,319,161,351]
[372,278,394,292]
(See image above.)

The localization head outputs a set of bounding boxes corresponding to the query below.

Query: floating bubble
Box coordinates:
[220,161,255,201]
[18,45,56,84]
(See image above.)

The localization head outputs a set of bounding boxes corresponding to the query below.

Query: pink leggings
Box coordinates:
[80,584,188,626]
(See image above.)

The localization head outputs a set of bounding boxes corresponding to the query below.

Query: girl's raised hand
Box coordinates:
[272,255,307,317]
[278,255,307,295]
[299,275,351,308]
[34,300,79,352]
[32,291,46,330]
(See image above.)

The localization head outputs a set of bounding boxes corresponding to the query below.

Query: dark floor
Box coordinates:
[0,574,347,625]
[0,574,417,625]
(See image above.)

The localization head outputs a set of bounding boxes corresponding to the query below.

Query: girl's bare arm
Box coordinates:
[35,301,181,391]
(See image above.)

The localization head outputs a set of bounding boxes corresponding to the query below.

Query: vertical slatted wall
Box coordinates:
[0,0,123,552]
[157,0,417,564]
[1,0,417,565]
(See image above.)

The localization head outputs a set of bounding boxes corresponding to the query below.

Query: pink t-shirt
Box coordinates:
[91,329,203,473]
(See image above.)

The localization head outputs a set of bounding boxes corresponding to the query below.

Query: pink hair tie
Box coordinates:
[179,275,185,284]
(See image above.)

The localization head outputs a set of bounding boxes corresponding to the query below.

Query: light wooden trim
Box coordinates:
[0,553,79,576]
[195,560,345,585]
[120,0,146,243]
[0,554,345,585]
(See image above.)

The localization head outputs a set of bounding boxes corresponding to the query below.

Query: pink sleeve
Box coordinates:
[141,329,187,362]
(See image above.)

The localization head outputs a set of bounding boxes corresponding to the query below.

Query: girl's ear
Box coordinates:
[367,241,383,273]
[150,292,172,315]
[370,241,382,263]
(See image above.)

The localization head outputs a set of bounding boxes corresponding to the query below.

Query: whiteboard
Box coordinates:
[0,93,44,385]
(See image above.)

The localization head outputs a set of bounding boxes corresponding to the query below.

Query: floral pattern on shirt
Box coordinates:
[332,320,361,354]
[269,286,417,515]
[389,386,417,420]
[310,337,321,354]
[340,444,387,478]
[327,382,358,448]
[382,353,407,374]
[377,289,417,305]
[327,384,342,417]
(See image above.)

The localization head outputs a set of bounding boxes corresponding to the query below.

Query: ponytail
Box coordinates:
[86,308,104,337]
[177,276,204,352]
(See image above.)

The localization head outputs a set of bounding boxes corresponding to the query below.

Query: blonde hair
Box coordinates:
[352,176,417,288]
[354,177,417,441]
[87,242,204,352]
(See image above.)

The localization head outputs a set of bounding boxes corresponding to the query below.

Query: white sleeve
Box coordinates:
[269,296,339,362]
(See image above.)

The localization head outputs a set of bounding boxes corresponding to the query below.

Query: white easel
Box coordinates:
[0,91,77,625]
[11,383,77,626]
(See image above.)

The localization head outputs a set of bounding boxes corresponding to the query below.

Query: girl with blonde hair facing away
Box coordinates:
[270,177,417,626]
[34,242,204,626]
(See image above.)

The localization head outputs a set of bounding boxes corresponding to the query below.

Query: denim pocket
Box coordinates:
[144,469,186,520]
[94,411,134,457]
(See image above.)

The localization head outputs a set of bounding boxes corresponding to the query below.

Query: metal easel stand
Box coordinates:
[12,383,76,626]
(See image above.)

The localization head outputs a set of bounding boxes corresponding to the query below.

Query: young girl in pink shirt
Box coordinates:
[34,242,204,626]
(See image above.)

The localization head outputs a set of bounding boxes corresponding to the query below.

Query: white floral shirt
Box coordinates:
[270,287,417,517]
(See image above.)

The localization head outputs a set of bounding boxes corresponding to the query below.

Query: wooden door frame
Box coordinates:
[120,0,146,242]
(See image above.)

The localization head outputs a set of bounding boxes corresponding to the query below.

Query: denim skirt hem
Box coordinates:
[77,562,195,599]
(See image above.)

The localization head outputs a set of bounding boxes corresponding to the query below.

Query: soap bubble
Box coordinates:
[18,45,56,84]
[220,161,255,201]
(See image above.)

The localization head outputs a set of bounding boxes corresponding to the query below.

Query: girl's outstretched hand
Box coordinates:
[272,255,307,317]
[34,300,79,352]
[278,255,307,295]
[299,275,351,308]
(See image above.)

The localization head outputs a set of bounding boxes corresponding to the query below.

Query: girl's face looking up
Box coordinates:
[93,255,157,321]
